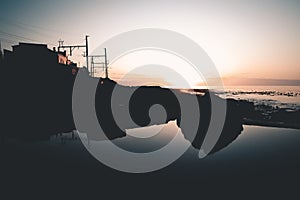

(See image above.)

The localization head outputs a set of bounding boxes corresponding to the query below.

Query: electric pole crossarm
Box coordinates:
[93,62,106,65]
[57,35,89,68]
[59,46,86,56]
[87,55,105,58]
[59,45,86,48]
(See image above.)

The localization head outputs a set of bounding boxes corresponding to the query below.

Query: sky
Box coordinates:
[0,0,300,86]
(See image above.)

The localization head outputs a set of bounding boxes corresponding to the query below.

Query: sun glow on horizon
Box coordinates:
[106,49,205,88]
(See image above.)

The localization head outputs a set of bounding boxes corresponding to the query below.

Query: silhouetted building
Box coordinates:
[0,44,3,65]
[1,42,78,140]
[3,42,77,67]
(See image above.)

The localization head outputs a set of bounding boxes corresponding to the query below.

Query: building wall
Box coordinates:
[58,53,67,65]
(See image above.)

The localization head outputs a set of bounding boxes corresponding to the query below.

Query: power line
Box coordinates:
[0,30,57,46]
[0,37,18,44]
[0,19,57,42]
[0,18,80,38]
[0,19,80,47]
[3,24,57,44]
[0,30,45,44]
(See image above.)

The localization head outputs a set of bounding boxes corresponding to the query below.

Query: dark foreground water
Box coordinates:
[1,125,300,198]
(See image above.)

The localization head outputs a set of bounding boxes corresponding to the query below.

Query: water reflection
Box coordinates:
[89,121,190,154]
[2,125,300,195]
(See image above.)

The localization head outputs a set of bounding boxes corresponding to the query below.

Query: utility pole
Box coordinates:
[91,56,94,77]
[57,35,89,69]
[88,48,109,78]
[104,48,108,78]
[85,35,89,70]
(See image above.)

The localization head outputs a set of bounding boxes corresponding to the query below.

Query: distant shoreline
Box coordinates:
[243,119,300,130]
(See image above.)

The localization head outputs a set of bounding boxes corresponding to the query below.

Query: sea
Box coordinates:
[215,85,300,111]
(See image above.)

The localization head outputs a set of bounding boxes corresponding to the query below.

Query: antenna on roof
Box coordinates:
[58,39,64,52]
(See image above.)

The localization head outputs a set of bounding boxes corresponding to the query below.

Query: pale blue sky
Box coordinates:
[1,0,300,82]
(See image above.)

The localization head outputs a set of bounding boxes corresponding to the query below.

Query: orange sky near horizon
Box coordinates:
[1,0,300,86]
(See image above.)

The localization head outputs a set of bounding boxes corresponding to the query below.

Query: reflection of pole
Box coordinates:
[85,35,89,71]
[104,48,108,78]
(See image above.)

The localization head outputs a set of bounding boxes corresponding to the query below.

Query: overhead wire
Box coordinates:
[0,18,83,47]
[0,30,57,46]
[0,18,80,38]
